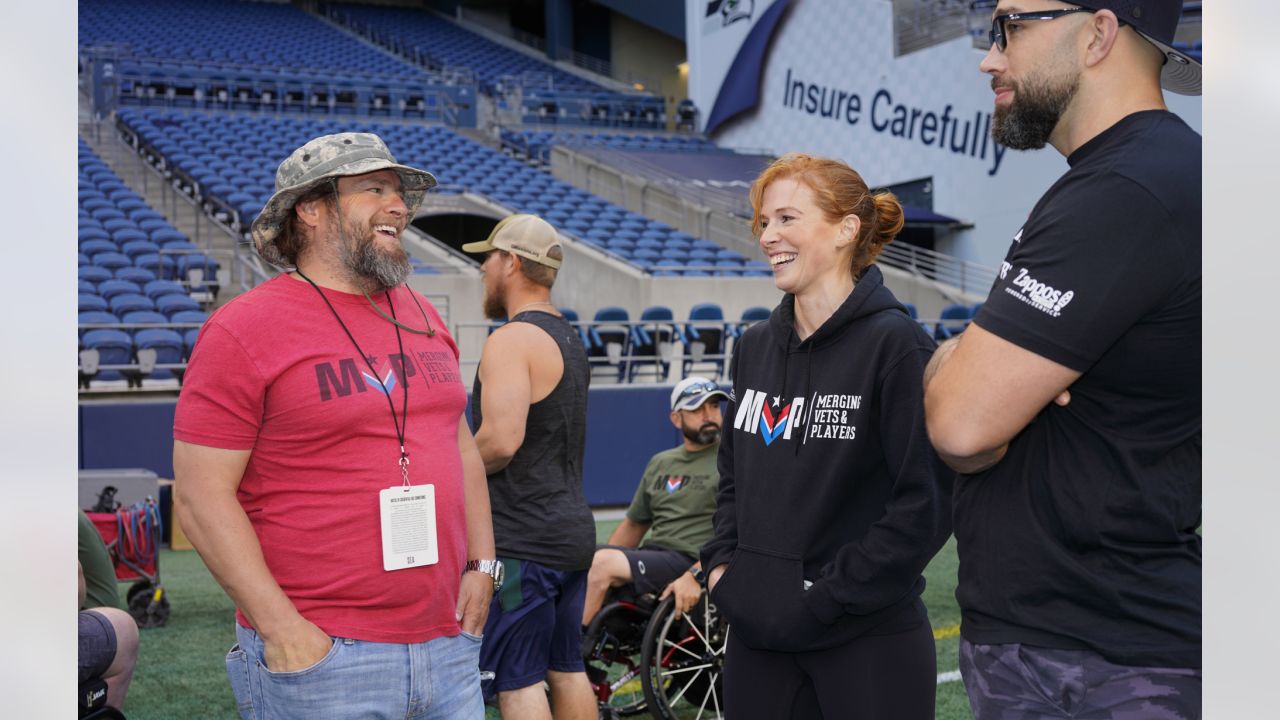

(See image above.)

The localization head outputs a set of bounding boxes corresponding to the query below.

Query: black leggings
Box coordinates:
[723,619,937,720]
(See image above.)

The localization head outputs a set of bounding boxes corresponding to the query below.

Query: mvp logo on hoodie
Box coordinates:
[734,388,806,446]
[735,388,864,445]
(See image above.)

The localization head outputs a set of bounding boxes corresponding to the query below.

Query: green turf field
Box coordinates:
[120,522,971,719]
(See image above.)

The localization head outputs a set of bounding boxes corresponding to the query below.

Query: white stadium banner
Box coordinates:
[684,0,1202,267]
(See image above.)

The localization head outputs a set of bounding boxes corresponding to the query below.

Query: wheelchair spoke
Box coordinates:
[660,661,713,677]
[683,613,713,650]
[661,636,703,661]
[693,669,718,720]
[664,665,706,707]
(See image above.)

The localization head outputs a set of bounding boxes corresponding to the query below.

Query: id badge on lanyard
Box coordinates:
[379,484,439,571]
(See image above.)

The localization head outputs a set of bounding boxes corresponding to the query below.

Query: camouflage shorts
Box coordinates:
[959,638,1200,719]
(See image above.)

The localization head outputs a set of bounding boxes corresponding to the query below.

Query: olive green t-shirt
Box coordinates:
[78,509,122,610]
[626,444,719,558]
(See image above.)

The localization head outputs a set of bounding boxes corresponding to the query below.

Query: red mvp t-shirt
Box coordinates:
[174,275,469,643]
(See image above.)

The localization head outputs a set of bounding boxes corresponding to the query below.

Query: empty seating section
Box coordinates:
[552,302,742,383]
[78,137,211,387]
[117,108,762,277]
[328,3,595,94]
[500,130,726,165]
[80,0,470,120]
[327,3,664,129]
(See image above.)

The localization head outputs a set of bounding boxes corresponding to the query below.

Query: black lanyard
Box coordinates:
[295,270,433,483]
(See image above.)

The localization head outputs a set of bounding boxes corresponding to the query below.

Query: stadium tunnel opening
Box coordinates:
[412,211,502,266]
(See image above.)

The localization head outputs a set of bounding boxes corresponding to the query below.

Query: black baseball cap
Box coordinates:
[1070,1,1200,95]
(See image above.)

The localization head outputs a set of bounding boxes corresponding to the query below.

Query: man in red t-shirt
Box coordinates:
[174,133,502,719]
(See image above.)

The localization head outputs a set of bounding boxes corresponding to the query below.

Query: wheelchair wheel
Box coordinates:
[582,599,652,716]
[640,595,727,719]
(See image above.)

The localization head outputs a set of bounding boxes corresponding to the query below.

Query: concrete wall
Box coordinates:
[609,11,687,117]
[80,386,687,507]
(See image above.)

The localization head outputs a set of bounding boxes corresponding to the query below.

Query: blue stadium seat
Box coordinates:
[587,306,630,382]
[115,266,158,285]
[79,266,113,284]
[81,329,133,384]
[97,279,143,301]
[122,310,169,328]
[79,294,109,313]
[935,303,973,340]
[93,252,134,272]
[135,328,185,380]
[143,280,188,301]
[681,303,728,378]
[156,294,202,318]
[78,311,120,339]
[110,293,156,316]
[81,239,119,258]
[627,306,675,382]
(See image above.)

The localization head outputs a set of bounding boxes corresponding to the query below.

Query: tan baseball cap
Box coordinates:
[462,214,563,269]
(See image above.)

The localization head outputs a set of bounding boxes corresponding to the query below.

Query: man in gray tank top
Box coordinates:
[464,215,596,719]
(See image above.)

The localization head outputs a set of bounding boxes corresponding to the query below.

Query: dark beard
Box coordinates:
[682,421,721,446]
[340,224,411,292]
[991,71,1078,150]
[482,281,507,320]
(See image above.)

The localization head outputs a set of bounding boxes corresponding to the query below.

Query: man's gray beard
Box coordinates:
[482,281,507,320]
[340,225,411,292]
[991,71,1079,151]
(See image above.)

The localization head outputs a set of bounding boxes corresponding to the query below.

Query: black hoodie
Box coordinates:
[700,265,954,652]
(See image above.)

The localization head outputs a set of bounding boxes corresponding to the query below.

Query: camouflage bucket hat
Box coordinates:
[250,132,437,268]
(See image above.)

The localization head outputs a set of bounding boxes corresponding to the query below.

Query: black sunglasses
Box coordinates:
[988,7,1095,52]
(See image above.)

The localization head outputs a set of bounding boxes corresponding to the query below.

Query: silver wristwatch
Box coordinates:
[464,559,505,592]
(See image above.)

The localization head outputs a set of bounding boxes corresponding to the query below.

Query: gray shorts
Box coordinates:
[959,638,1201,719]
[605,544,694,595]
[78,610,117,684]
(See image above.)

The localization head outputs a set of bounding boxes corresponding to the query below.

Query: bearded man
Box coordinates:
[464,214,598,719]
[581,376,729,627]
[173,133,498,719]
[923,2,1202,717]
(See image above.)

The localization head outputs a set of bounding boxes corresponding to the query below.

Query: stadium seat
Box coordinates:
[627,306,676,382]
[110,293,156,316]
[115,267,158,285]
[156,294,202,317]
[587,306,630,382]
[143,280,188,301]
[934,303,973,340]
[79,294,109,314]
[81,329,133,385]
[78,311,120,339]
[79,266,114,284]
[680,303,728,378]
[97,279,143,301]
[134,328,185,381]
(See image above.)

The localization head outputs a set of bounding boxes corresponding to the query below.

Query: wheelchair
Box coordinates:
[583,588,728,719]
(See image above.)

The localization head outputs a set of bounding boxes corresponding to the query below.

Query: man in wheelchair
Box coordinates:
[583,376,726,626]
[580,377,728,717]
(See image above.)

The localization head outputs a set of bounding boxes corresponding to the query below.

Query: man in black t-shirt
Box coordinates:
[924,2,1201,718]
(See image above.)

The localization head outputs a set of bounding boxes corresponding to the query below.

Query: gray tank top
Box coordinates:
[471,310,594,570]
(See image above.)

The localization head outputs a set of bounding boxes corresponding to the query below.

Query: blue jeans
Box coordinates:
[226,623,484,719]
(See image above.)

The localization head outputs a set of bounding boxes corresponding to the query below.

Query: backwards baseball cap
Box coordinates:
[670,376,730,413]
[462,214,564,269]
[1061,1,1200,95]
[250,132,437,268]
